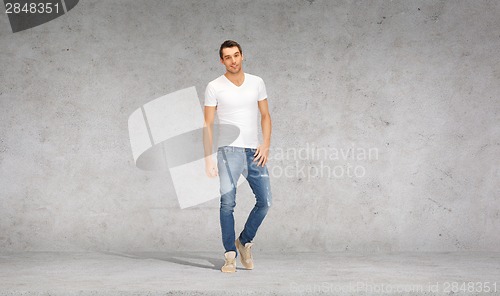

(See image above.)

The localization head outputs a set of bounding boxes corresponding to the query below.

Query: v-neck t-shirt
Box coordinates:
[204,73,268,149]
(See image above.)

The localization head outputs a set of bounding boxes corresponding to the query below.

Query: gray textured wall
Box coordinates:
[0,0,498,253]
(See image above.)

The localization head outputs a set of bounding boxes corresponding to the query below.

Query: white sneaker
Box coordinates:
[236,239,254,269]
[221,251,236,272]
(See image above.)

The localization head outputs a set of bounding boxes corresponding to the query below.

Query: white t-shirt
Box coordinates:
[204,73,267,149]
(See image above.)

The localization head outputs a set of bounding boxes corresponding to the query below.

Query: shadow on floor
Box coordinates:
[98,251,247,271]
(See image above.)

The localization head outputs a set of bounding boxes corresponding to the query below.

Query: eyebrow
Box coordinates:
[223,52,240,58]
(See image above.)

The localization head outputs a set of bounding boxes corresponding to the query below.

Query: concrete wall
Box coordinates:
[0,0,498,252]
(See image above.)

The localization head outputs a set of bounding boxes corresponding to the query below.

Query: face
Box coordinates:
[220,46,243,74]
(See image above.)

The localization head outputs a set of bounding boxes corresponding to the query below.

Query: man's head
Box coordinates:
[219,40,243,74]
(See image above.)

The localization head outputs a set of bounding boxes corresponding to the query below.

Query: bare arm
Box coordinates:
[254,99,272,166]
[203,106,218,177]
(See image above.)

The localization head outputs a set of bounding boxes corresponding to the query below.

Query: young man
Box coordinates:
[203,40,272,273]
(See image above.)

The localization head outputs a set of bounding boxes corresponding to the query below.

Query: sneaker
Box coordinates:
[235,238,254,269]
[221,251,236,273]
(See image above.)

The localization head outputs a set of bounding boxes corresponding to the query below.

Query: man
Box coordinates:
[203,40,272,273]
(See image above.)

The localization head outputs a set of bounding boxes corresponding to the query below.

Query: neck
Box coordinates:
[224,70,244,81]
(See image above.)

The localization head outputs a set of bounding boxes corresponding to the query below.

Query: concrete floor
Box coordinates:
[0,251,499,295]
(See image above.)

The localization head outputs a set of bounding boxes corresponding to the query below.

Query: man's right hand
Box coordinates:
[205,158,218,178]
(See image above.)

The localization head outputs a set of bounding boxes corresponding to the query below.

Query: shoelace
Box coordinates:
[242,245,253,259]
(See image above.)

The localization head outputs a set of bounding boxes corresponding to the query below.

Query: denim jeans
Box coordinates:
[217,145,272,256]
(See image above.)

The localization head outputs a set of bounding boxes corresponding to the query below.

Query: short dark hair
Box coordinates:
[219,40,242,59]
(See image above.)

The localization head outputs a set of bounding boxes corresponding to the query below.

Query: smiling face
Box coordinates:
[220,46,243,74]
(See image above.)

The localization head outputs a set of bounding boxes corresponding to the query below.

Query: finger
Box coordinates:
[254,150,262,159]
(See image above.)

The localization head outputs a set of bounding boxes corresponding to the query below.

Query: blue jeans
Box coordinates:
[217,145,272,256]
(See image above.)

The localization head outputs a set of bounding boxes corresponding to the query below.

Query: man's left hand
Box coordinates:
[253,143,270,167]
